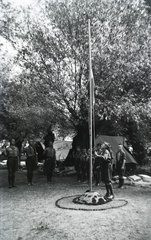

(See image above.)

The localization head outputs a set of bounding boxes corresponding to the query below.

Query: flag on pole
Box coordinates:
[87,67,95,106]
[89,64,96,165]
[89,67,95,106]
[88,18,94,192]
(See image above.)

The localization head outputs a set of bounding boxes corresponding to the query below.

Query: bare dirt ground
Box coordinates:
[0,169,151,240]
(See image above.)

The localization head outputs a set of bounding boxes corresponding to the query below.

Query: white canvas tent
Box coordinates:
[53,140,72,161]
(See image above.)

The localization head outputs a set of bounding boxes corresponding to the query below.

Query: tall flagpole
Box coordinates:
[88,19,93,192]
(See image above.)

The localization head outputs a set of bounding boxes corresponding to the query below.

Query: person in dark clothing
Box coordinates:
[74,146,81,182]
[116,144,126,188]
[35,132,45,163]
[43,141,56,183]
[95,142,114,200]
[100,143,114,199]
[80,148,88,182]
[43,125,55,148]
[15,131,26,168]
[94,143,102,186]
[4,139,19,188]
[86,149,90,182]
[23,139,37,186]
[106,144,115,179]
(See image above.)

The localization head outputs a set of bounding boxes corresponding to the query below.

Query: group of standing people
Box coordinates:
[74,142,126,200]
[2,126,56,188]
[2,128,126,200]
[74,147,90,183]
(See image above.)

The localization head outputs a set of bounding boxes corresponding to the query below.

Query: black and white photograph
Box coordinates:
[0,0,151,239]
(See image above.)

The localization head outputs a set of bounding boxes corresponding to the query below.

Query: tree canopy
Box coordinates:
[0,0,151,161]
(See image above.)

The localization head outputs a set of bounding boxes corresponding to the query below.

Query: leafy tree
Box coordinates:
[0,0,151,163]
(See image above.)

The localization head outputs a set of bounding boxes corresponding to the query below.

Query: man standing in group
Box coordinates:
[23,138,37,186]
[116,143,126,188]
[5,139,19,188]
[43,141,56,183]
[95,142,114,200]
[35,132,45,163]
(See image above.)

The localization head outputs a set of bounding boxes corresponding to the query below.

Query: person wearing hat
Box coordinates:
[96,142,114,200]
[116,143,126,188]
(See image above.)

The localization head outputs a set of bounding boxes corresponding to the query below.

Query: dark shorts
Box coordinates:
[45,158,55,171]
[7,157,18,172]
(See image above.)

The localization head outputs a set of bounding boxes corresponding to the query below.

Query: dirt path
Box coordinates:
[0,169,151,240]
